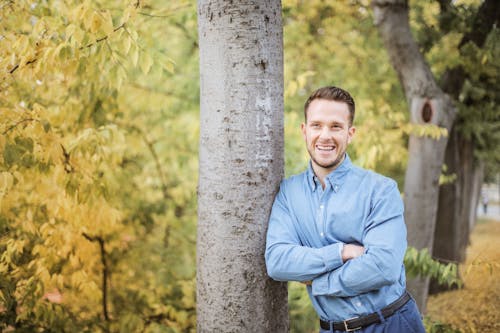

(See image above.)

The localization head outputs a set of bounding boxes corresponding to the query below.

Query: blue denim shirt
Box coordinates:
[265,154,407,321]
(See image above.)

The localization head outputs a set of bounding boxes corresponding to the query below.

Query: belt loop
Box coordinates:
[376,310,385,324]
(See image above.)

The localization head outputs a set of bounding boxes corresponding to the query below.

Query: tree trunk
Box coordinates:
[371,0,456,312]
[469,164,483,231]
[430,127,485,294]
[197,1,288,332]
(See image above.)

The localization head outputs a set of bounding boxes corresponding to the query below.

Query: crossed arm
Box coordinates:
[301,244,364,286]
[265,180,406,297]
[264,191,365,283]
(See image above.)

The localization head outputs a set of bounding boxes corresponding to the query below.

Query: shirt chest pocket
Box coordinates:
[324,205,366,245]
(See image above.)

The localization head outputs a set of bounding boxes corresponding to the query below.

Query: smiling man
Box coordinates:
[265,86,425,332]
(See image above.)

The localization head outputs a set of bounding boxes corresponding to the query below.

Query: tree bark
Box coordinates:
[371,0,456,312]
[429,128,471,294]
[197,1,288,332]
[430,128,485,294]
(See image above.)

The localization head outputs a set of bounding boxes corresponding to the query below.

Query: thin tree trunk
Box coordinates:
[430,127,467,294]
[371,0,456,312]
[470,163,484,231]
[197,1,288,332]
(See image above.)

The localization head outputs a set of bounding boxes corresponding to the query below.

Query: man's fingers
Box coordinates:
[342,244,365,261]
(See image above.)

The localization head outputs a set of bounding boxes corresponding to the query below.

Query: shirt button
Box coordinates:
[356,302,362,307]
[320,233,324,237]
[320,205,324,209]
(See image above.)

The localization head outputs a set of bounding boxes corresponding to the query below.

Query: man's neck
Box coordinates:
[312,167,329,189]
[311,155,346,189]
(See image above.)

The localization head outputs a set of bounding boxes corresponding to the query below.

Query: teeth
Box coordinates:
[317,145,334,151]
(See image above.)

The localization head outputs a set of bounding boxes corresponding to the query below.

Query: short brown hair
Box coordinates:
[304,86,355,126]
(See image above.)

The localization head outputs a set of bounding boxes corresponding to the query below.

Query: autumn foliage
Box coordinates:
[1,1,196,331]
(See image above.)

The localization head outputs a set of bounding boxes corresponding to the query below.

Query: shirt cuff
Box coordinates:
[318,242,344,271]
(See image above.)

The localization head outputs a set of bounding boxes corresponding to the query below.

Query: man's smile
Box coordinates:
[316,144,336,152]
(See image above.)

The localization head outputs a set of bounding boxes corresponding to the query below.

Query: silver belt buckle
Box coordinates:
[343,317,362,332]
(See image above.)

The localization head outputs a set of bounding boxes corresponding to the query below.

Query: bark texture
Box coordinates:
[197,1,288,332]
[371,0,456,311]
[430,130,484,294]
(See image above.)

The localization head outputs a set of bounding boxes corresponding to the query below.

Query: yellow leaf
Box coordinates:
[90,12,102,33]
[101,11,114,36]
[0,172,14,194]
[131,45,139,66]
[123,35,132,55]
[33,17,47,36]
[82,7,93,30]
[65,24,77,41]
[121,7,132,25]
[72,28,85,46]
[10,53,16,68]
[163,60,175,73]
[140,52,153,74]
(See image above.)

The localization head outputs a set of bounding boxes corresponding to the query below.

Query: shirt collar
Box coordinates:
[306,154,353,192]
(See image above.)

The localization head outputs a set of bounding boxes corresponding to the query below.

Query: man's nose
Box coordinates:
[319,126,330,138]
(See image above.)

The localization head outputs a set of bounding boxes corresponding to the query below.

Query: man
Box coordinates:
[265,86,425,332]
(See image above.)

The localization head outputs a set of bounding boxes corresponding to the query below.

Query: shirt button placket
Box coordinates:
[319,204,325,238]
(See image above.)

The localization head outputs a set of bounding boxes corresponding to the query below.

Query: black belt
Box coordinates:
[320,292,411,332]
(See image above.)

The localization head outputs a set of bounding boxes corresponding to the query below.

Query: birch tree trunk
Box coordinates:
[197,1,288,332]
[371,0,456,311]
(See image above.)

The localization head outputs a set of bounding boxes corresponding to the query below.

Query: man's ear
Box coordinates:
[347,126,356,144]
[301,122,307,140]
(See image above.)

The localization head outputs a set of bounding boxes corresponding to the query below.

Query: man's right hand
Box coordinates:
[341,244,365,262]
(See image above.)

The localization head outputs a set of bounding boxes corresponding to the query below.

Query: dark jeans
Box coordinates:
[319,298,426,333]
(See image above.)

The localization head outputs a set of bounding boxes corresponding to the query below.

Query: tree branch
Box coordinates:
[8,24,125,75]
[440,0,500,97]
[60,144,74,174]
[2,118,37,135]
[127,82,177,97]
[82,233,110,322]
[80,24,125,50]
[371,0,441,98]
[140,132,169,199]
[122,123,170,199]
[8,59,37,74]
[138,4,192,18]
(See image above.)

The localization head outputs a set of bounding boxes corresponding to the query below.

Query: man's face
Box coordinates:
[301,99,355,174]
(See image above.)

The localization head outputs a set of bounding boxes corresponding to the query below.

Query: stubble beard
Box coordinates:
[308,146,346,172]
